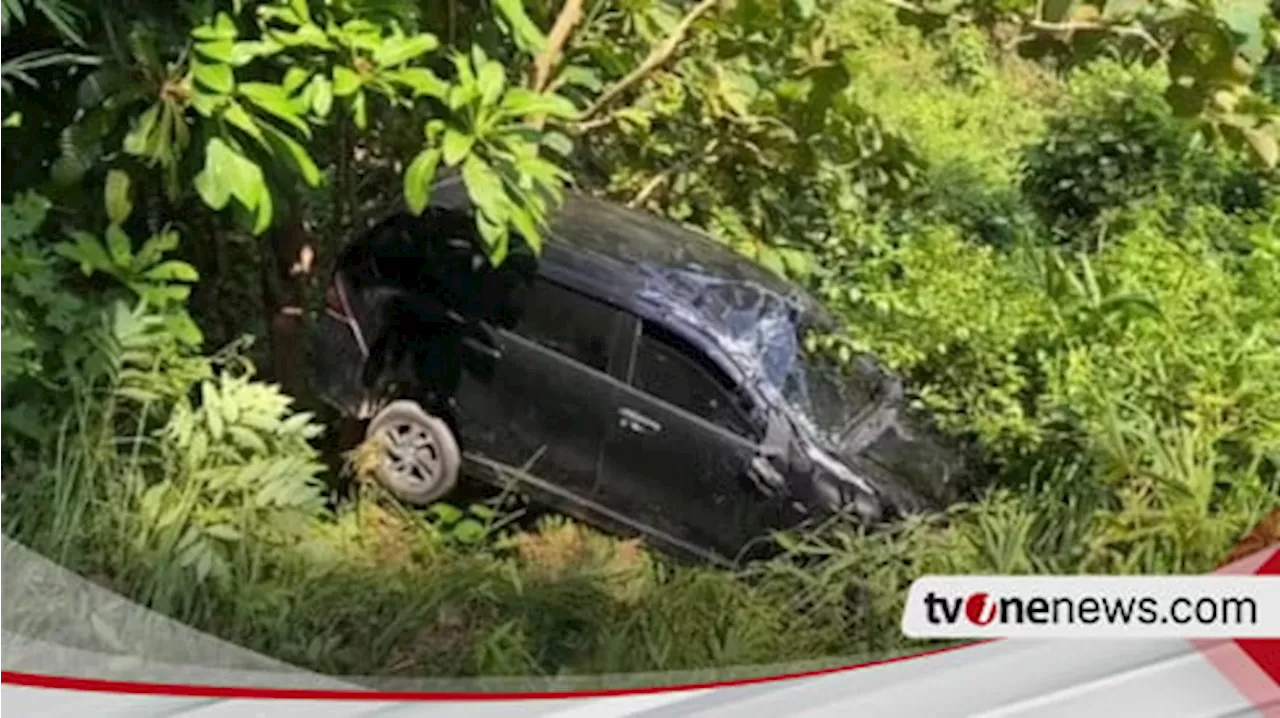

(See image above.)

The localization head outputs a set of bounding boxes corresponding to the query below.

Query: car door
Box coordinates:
[598,319,787,561]
[453,277,628,499]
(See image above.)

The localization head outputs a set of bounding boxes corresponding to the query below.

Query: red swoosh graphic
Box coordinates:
[3,546,1275,703]
[0,641,987,700]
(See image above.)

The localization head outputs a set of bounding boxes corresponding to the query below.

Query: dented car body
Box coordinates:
[312,178,974,565]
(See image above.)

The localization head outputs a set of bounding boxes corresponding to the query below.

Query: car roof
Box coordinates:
[361,176,834,392]
[425,175,828,320]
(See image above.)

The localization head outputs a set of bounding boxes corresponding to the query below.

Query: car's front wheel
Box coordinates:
[365,399,461,505]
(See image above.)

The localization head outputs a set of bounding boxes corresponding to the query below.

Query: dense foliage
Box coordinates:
[3,0,1278,679]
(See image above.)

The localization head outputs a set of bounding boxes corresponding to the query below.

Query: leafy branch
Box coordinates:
[580,0,720,120]
[531,0,585,93]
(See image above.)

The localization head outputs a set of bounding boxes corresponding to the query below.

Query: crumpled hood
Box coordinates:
[830,392,975,512]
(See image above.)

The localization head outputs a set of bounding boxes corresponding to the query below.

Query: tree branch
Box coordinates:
[875,0,929,13]
[627,170,675,208]
[625,150,711,208]
[581,0,719,121]
[532,0,585,92]
[1021,19,1165,56]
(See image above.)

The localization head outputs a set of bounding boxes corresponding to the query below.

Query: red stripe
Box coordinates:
[1234,549,1280,687]
[1195,545,1280,711]
[0,641,987,701]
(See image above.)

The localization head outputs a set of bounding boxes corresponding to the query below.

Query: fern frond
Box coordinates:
[1,48,99,93]
[32,0,87,46]
[2,0,88,45]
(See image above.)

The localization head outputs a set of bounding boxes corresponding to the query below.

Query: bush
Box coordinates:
[771,195,1280,653]
[1023,61,1275,243]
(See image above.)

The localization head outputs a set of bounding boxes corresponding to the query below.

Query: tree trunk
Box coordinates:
[261,214,316,400]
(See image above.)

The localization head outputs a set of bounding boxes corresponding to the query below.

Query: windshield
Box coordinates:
[777,335,885,443]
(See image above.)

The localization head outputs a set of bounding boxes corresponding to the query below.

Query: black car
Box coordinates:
[312,178,974,565]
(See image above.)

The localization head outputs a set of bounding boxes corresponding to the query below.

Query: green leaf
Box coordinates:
[1041,0,1075,23]
[425,118,446,143]
[105,225,132,267]
[195,39,236,64]
[1100,0,1145,21]
[477,210,510,262]
[494,0,548,54]
[223,100,267,147]
[498,88,579,119]
[136,229,180,267]
[55,231,111,274]
[716,67,760,116]
[204,524,243,542]
[194,142,232,210]
[333,66,362,96]
[144,260,199,282]
[372,32,440,67]
[191,13,238,41]
[270,23,333,49]
[252,181,274,234]
[230,40,283,65]
[404,147,443,214]
[339,20,384,53]
[261,122,323,186]
[542,131,574,157]
[384,68,448,98]
[289,0,311,23]
[1220,0,1270,63]
[557,65,602,91]
[238,82,311,137]
[1243,125,1279,167]
[779,248,813,278]
[507,201,542,253]
[477,60,506,107]
[308,75,333,117]
[281,67,311,93]
[757,245,787,277]
[193,138,272,234]
[190,92,225,117]
[352,90,368,129]
[452,518,486,543]
[192,59,234,95]
[428,502,464,525]
[104,170,132,225]
[445,53,476,105]
[462,154,506,223]
[443,128,476,165]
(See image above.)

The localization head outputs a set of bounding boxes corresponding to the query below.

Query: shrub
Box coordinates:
[1022,60,1275,243]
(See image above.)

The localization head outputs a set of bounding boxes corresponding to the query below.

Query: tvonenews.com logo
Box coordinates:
[901,577,1280,639]
[923,591,1257,627]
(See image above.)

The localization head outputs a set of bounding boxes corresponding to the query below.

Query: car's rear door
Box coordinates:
[597,319,786,561]
[453,277,628,499]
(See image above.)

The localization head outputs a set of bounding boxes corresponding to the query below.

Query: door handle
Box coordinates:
[618,407,662,435]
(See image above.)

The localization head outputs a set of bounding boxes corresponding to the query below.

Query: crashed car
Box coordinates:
[313,177,975,565]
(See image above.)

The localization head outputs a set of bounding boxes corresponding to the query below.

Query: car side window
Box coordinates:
[631,324,755,438]
[513,279,617,371]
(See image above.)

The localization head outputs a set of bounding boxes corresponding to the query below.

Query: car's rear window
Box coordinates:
[343,209,537,329]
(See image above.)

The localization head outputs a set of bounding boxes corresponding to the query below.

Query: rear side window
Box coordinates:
[514,279,618,371]
[630,324,755,438]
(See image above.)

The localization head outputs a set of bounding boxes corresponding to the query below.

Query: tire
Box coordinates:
[364,399,461,505]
